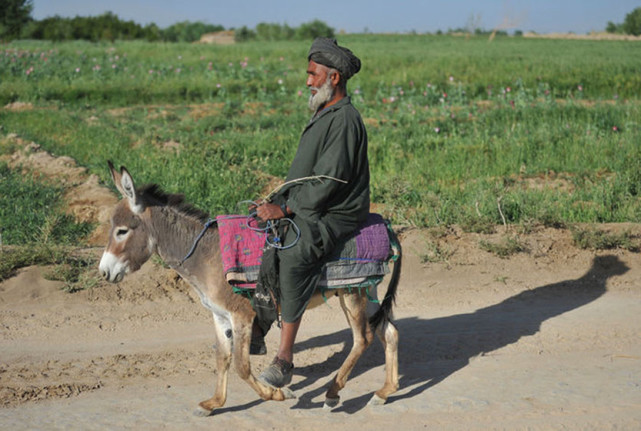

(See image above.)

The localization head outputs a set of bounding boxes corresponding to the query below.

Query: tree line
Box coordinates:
[0,1,334,42]
[2,0,640,42]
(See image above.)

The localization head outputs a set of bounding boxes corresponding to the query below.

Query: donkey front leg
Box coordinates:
[195,312,234,416]
[231,316,296,402]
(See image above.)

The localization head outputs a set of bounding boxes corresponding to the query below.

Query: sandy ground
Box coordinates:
[1,142,641,430]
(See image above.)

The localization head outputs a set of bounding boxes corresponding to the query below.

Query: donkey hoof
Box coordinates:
[281,387,296,400]
[193,406,214,417]
[323,396,340,409]
[367,393,386,406]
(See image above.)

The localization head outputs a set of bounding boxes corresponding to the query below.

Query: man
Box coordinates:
[254,37,370,388]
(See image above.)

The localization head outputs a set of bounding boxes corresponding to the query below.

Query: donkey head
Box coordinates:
[99,161,155,283]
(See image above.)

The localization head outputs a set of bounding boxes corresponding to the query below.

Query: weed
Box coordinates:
[571,226,639,251]
[418,239,454,264]
[479,235,527,258]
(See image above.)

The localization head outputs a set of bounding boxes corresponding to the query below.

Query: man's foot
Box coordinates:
[258,356,294,388]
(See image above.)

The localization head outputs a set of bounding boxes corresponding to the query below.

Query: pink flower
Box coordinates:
[216,83,222,88]
[297,90,303,96]
[577,85,583,91]
[612,126,618,131]
[434,127,440,133]
[506,87,511,93]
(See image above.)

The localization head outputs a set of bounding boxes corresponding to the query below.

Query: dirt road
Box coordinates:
[1,225,640,430]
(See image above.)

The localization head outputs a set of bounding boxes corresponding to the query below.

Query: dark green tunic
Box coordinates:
[277,96,370,322]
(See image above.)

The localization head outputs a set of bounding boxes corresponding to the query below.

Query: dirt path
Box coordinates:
[1,143,640,430]
[1,228,640,430]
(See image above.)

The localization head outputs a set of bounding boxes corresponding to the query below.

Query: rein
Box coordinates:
[180,218,217,264]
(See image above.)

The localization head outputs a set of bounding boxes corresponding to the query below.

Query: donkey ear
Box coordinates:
[108,161,144,214]
[108,160,121,187]
[120,167,144,214]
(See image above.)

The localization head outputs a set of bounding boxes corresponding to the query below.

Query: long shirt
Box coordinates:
[281,96,370,253]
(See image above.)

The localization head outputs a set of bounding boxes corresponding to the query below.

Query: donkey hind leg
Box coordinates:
[368,319,399,406]
[324,289,374,409]
[195,312,234,416]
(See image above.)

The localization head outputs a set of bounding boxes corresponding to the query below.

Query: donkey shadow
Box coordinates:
[289,255,628,413]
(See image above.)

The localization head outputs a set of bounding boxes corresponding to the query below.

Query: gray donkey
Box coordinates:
[99,162,401,415]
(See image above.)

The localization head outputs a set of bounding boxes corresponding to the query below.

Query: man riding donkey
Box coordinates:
[252,37,370,388]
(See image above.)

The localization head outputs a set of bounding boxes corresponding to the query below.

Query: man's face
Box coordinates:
[306,60,335,112]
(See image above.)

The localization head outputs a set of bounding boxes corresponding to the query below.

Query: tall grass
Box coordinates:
[1,35,640,229]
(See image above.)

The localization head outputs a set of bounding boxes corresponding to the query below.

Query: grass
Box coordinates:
[0,162,93,245]
[0,35,640,247]
[0,243,100,292]
[479,235,527,258]
[0,161,98,291]
[571,226,640,251]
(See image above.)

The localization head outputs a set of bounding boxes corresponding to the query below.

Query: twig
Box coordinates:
[497,196,508,231]
[262,175,347,202]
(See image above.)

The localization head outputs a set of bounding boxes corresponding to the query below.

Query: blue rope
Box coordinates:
[247,217,301,250]
[180,218,216,264]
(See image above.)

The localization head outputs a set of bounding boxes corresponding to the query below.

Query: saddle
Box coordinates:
[216,213,395,293]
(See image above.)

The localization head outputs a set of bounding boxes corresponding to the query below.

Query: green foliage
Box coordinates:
[43,252,101,292]
[0,162,93,245]
[0,0,33,41]
[22,12,154,42]
[0,244,100,292]
[0,36,640,230]
[571,226,639,251]
[479,235,527,258]
[606,21,624,34]
[623,7,641,36]
[296,20,335,40]
[162,21,224,42]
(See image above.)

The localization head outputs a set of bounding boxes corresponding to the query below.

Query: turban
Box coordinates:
[308,37,361,80]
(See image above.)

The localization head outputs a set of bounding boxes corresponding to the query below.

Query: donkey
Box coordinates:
[99,162,401,414]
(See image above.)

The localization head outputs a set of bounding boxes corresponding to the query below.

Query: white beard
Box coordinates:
[308,77,335,112]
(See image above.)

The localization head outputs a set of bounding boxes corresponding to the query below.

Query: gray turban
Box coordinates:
[308,37,361,80]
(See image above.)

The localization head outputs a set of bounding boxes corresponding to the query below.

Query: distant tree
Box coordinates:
[0,0,33,40]
[606,21,622,34]
[234,26,256,42]
[162,21,224,42]
[144,23,161,42]
[623,7,641,36]
[296,19,335,40]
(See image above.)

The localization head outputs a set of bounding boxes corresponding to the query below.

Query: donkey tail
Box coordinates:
[369,226,402,330]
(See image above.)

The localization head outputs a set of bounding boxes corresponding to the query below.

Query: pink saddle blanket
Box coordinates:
[216,213,391,288]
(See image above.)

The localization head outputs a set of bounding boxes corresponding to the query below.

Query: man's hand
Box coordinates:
[255,202,288,221]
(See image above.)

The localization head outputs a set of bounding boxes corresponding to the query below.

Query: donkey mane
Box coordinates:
[138,183,210,224]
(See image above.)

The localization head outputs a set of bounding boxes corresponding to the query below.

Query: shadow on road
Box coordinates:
[289,254,628,413]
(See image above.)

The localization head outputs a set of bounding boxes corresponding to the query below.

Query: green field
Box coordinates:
[1,35,641,243]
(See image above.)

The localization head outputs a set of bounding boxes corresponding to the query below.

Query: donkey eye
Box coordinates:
[115,228,129,238]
